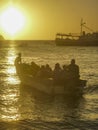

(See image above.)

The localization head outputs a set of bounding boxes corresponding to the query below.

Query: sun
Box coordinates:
[0,6,25,36]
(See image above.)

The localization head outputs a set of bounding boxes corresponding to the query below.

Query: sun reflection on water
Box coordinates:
[5,43,20,85]
[1,107,20,122]
[7,67,16,74]
[6,76,20,84]
[7,55,15,65]
[1,88,21,122]
[0,43,21,122]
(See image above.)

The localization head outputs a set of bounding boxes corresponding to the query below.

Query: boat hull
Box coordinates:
[55,39,98,46]
[19,74,86,96]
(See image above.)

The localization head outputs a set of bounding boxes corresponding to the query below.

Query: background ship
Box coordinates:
[55,19,98,46]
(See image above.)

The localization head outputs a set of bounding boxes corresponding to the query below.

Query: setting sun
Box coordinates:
[0,6,25,36]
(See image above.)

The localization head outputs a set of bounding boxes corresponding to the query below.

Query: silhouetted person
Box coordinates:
[30,61,40,76]
[61,65,69,85]
[53,63,62,85]
[68,59,80,80]
[36,65,46,79]
[14,53,22,74]
[14,53,22,66]
[45,64,52,78]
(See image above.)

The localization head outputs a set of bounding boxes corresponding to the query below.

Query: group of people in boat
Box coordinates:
[15,53,80,85]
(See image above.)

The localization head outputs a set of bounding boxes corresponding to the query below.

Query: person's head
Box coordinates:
[18,53,21,57]
[55,63,60,69]
[31,61,35,66]
[62,65,67,70]
[41,65,45,70]
[71,59,75,64]
[46,64,49,68]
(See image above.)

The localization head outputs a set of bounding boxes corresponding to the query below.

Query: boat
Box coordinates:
[55,19,98,46]
[16,63,87,97]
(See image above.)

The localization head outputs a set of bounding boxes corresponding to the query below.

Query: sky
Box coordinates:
[0,0,98,40]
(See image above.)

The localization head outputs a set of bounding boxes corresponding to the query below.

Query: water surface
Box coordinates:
[0,41,98,130]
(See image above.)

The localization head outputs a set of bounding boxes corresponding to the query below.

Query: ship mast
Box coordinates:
[80,18,93,36]
[80,18,85,36]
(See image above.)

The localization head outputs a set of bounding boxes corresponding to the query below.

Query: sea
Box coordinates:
[0,41,98,130]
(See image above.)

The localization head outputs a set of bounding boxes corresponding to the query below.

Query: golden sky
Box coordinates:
[0,0,98,40]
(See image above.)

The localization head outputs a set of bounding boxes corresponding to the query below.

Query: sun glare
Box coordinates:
[0,6,25,36]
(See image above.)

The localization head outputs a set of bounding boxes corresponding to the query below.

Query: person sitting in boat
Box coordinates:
[14,53,22,66]
[68,59,80,81]
[61,65,69,85]
[36,65,47,79]
[30,61,40,76]
[53,63,62,85]
[45,64,53,78]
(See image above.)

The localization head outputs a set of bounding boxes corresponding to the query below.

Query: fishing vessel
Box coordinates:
[55,19,98,46]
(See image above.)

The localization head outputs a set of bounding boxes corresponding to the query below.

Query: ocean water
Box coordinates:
[0,41,98,130]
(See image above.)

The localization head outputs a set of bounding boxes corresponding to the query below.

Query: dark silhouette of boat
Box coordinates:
[16,63,87,97]
[55,19,98,46]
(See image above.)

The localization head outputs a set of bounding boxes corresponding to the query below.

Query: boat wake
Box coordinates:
[84,85,98,94]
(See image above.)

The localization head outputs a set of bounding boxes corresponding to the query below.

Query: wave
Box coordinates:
[84,85,98,94]
[0,118,98,130]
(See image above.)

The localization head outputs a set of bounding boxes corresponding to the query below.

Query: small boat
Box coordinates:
[55,19,98,46]
[16,63,87,97]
